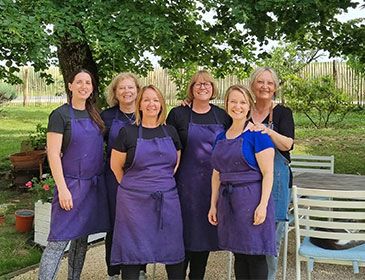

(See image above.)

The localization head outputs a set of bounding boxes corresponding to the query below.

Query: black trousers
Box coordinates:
[183,251,210,280]
[121,261,184,280]
[105,231,146,276]
[105,231,122,276]
[234,253,268,280]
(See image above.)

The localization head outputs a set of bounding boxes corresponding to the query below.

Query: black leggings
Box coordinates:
[121,262,184,280]
[183,251,210,280]
[105,231,122,276]
[234,253,268,280]
[105,231,146,276]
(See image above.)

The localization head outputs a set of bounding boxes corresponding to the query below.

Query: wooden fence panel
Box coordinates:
[6,62,365,106]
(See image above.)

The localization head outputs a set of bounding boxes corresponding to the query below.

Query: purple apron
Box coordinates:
[48,105,111,241]
[111,125,184,265]
[211,135,276,256]
[105,110,133,223]
[176,108,225,251]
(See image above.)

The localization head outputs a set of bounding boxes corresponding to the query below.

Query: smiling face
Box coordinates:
[115,77,138,106]
[139,87,162,120]
[252,70,277,101]
[192,76,213,102]
[68,72,93,101]
[227,89,251,121]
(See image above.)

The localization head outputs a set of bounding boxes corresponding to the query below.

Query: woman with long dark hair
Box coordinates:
[38,69,110,280]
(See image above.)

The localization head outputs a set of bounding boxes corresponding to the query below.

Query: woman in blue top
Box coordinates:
[208,85,276,280]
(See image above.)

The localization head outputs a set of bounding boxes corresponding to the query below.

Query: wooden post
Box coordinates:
[22,67,29,106]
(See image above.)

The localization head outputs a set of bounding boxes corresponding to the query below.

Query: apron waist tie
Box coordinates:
[150,187,176,230]
[151,191,164,230]
[221,183,251,213]
[222,184,234,213]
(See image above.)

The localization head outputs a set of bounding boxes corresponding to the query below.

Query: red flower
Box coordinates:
[25,181,33,188]
[43,184,50,191]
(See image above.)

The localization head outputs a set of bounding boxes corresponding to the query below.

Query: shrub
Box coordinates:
[0,82,18,105]
[283,75,353,128]
[29,123,47,150]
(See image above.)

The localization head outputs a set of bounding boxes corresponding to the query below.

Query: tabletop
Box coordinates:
[293,172,365,191]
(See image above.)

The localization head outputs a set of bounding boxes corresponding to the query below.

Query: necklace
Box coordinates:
[122,111,135,122]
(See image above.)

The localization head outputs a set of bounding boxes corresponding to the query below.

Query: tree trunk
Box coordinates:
[57,23,99,97]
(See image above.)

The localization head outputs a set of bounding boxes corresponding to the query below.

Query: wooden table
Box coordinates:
[293,172,365,191]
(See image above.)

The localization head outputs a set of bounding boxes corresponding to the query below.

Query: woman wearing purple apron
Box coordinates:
[167,70,231,279]
[39,69,110,280]
[249,67,295,280]
[101,73,145,280]
[208,85,276,280]
[110,85,185,280]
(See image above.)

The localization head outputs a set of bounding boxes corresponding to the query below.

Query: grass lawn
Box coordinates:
[0,104,58,173]
[293,109,365,175]
[0,104,364,276]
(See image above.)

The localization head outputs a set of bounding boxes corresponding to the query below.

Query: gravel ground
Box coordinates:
[9,231,365,279]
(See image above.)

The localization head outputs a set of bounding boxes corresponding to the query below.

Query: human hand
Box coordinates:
[208,207,218,226]
[253,203,267,225]
[58,187,73,211]
[180,99,191,107]
[249,123,270,135]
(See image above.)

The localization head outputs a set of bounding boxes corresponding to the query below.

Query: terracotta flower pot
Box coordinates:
[10,150,46,171]
[15,209,34,233]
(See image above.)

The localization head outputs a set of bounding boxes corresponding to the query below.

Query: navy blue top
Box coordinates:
[100,106,135,143]
[214,130,274,170]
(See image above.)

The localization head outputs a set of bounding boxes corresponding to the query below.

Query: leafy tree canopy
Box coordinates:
[0,0,363,93]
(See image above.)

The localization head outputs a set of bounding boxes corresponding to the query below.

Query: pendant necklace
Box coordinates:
[122,111,135,122]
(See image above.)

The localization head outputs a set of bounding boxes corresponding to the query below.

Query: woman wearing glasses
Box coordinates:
[167,70,231,279]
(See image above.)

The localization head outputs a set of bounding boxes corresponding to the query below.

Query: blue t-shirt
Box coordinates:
[214,130,274,170]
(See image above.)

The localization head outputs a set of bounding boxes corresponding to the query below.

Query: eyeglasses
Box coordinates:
[194,82,212,89]
[119,86,136,91]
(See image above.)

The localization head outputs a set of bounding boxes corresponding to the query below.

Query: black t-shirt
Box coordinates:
[47,103,91,152]
[166,104,232,150]
[113,124,182,171]
[261,104,295,161]
[100,106,135,144]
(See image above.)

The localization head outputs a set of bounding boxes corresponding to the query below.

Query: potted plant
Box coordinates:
[10,123,47,186]
[25,173,55,203]
[25,174,55,245]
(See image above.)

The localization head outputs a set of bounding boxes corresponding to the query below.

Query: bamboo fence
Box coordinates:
[4,62,365,106]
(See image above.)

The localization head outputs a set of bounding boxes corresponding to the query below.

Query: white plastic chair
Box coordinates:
[282,155,335,280]
[292,185,365,279]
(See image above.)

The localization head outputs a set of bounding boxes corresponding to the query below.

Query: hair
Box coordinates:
[248,66,280,97]
[67,69,105,132]
[106,72,140,107]
[135,85,167,126]
[224,84,256,119]
[186,70,218,102]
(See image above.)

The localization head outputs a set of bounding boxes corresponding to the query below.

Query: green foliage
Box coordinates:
[1,0,363,99]
[284,75,353,128]
[168,63,199,100]
[0,204,7,216]
[0,82,18,105]
[28,123,47,150]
